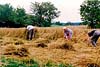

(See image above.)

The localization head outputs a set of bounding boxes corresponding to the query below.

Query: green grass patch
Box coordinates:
[1,56,74,67]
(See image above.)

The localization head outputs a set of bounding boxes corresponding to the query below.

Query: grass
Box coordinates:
[0,26,100,67]
[0,57,39,67]
[0,57,74,67]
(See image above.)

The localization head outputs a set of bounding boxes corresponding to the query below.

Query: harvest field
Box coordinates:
[0,26,100,67]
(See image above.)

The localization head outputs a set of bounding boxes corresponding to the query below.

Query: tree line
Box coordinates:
[1,0,100,28]
[0,2,60,27]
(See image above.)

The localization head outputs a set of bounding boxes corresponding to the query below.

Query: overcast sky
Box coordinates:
[0,0,85,22]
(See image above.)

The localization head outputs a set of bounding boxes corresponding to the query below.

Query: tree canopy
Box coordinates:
[31,2,60,27]
[0,2,60,27]
[80,0,100,28]
[0,4,31,27]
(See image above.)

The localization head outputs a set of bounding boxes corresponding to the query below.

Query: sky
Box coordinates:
[0,0,85,22]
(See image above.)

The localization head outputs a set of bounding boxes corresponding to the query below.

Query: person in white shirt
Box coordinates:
[63,27,73,40]
[26,25,35,40]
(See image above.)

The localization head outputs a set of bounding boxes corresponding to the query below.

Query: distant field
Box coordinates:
[0,25,100,67]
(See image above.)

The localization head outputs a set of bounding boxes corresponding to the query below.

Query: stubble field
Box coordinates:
[0,26,100,67]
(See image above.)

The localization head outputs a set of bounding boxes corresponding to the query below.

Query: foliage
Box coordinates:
[80,21,88,25]
[31,2,60,27]
[0,4,14,27]
[0,2,60,27]
[95,23,100,28]
[80,0,100,28]
[0,4,29,27]
[13,8,26,26]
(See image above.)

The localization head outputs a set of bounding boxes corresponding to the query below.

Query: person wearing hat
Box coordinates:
[88,30,100,47]
[26,25,36,40]
[63,27,73,40]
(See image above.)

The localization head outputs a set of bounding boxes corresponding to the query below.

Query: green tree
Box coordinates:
[14,7,27,26]
[0,4,14,27]
[24,15,33,25]
[0,4,33,27]
[80,0,100,28]
[31,2,60,27]
[10,7,34,27]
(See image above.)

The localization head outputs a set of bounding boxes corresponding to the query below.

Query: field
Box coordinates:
[0,26,100,67]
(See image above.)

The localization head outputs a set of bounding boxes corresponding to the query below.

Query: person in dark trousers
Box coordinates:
[26,25,35,40]
[88,30,100,47]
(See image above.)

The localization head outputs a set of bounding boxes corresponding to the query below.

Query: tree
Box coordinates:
[55,21,62,25]
[66,21,72,25]
[31,2,60,27]
[14,7,27,26]
[80,0,100,28]
[0,4,32,27]
[0,4,14,27]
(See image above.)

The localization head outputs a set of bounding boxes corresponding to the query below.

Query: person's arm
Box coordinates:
[88,36,91,41]
[64,32,70,40]
[63,32,67,38]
